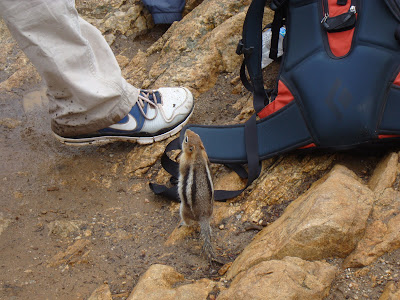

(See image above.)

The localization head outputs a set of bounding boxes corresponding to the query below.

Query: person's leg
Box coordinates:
[0,0,193,144]
[1,0,136,135]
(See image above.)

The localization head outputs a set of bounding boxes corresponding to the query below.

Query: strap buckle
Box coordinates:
[321,5,357,33]
[236,39,254,56]
[270,0,288,11]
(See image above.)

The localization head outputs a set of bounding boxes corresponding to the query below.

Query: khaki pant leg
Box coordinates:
[0,0,139,136]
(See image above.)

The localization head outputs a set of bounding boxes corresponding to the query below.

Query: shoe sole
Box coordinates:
[53,109,193,146]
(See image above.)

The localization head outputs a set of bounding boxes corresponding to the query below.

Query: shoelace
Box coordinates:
[137,90,160,120]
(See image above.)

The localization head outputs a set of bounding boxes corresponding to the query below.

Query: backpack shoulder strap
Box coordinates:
[385,0,400,41]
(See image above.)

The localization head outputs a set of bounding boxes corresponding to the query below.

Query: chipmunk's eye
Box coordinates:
[184,136,189,143]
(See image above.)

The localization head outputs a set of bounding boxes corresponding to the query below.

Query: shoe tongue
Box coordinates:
[154,91,162,104]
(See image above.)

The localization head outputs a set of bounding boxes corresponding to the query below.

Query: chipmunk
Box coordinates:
[178,129,215,260]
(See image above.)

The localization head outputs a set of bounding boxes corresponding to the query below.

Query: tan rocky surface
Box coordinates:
[88,284,113,300]
[126,264,217,300]
[227,165,375,279]
[344,188,400,268]
[1,1,400,300]
[241,154,336,223]
[379,281,400,300]
[218,257,337,300]
[368,152,399,194]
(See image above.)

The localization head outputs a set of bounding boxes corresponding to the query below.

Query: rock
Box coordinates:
[183,0,204,17]
[379,281,400,300]
[22,88,49,112]
[218,262,232,276]
[123,0,260,96]
[372,188,400,221]
[83,229,93,237]
[0,56,41,92]
[0,118,22,129]
[47,239,91,267]
[115,54,130,69]
[213,202,241,225]
[164,225,195,246]
[242,154,335,223]
[130,182,145,193]
[101,5,152,37]
[123,50,149,87]
[227,165,374,279]
[110,229,134,241]
[75,0,125,18]
[152,149,181,185]
[127,264,217,300]
[0,20,42,91]
[218,257,337,300]
[234,97,255,123]
[368,152,398,194]
[77,0,205,43]
[124,137,174,177]
[0,213,11,236]
[88,284,113,300]
[77,0,153,40]
[214,171,246,192]
[343,188,400,268]
[48,220,84,238]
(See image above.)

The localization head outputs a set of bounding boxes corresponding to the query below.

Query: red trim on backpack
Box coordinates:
[298,143,316,149]
[258,80,294,119]
[378,135,400,139]
[394,73,400,86]
[326,0,355,57]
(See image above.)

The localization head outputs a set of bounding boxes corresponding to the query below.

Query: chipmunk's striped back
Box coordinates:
[178,129,215,260]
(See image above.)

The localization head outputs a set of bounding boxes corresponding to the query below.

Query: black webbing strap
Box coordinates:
[385,0,400,42]
[269,7,285,60]
[386,0,400,21]
[213,114,261,200]
[149,138,181,202]
[149,114,261,202]
[239,62,254,93]
[239,0,270,113]
[243,114,261,185]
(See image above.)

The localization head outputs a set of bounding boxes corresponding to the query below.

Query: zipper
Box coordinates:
[321,0,357,26]
[322,0,329,24]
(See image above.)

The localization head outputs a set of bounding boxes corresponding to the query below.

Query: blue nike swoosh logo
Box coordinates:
[109,114,137,131]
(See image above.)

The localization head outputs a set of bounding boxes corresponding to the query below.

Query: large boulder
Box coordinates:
[218,257,337,300]
[127,264,217,300]
[241,154,335,223]
[344,187,400,268]
[227,165,375,279]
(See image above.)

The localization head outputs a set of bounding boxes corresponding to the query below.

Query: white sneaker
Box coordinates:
[53,87,194,145]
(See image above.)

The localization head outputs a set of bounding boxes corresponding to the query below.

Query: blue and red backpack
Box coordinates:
[150,0,400,201]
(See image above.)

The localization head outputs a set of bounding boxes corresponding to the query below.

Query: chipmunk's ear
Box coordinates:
[189,146,194,152]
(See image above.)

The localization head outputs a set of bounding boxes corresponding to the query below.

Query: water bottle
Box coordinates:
[261,26,286,69]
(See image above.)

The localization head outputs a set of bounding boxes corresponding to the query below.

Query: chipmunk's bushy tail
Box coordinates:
[199,219,215,260]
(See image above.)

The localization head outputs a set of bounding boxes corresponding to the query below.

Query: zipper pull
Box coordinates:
[321,12,329,24]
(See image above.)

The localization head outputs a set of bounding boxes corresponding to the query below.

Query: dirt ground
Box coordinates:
[1,25,399,300]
